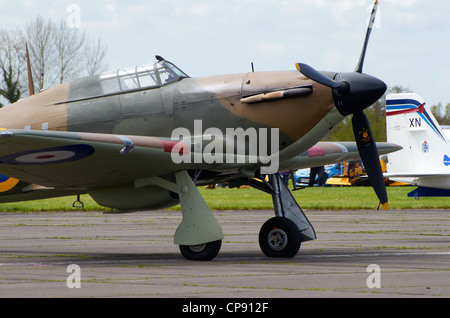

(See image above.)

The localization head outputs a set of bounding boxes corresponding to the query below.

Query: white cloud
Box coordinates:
[23,0,37,9]
[189,3,215,16]
[104,4,116,12]
[253,42,287,60]
[385,0,419,8]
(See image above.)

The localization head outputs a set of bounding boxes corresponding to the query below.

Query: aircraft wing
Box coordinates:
[0,129,401,204]
[0,129,187,191]
[281,141,401,171]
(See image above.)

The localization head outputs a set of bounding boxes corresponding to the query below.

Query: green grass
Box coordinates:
[0,186,449,212]
[198,186,450,211]
[0,195,108,213]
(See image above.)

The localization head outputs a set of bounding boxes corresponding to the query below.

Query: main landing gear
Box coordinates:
[179,240,222,261]
[249,173,317,258]
[172,170,316,261]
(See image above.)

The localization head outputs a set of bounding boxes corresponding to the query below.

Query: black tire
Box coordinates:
[259,217,302,258]
[179,240,222,261]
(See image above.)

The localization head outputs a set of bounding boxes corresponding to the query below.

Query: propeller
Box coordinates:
[355,0,379,74]
[296,0,389,210]
[295,63,349,94]
[352,111,388,210]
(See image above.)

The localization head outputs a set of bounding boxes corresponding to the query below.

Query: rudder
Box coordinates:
[386,93,448,176]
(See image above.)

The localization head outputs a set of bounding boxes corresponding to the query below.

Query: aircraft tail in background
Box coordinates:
[385,93,450,197]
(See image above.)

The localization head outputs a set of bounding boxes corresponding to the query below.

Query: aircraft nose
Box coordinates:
[333,72,387,116]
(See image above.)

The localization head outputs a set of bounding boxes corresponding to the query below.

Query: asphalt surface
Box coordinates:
[0,209,449,299]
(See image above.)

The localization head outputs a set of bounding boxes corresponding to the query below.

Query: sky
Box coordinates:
[1,0,450,109]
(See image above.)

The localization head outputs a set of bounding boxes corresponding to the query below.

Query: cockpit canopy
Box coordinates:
[99,56,189,94]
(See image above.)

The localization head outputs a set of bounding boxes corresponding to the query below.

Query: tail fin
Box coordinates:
[386,93,448,176]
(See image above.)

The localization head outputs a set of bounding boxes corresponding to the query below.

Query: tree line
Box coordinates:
[0,16,107,107]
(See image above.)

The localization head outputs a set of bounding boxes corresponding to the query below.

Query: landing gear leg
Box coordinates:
[174,170,224,261]
[246,173,317,258]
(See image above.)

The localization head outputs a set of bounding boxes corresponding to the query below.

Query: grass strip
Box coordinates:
[0,186,449,212]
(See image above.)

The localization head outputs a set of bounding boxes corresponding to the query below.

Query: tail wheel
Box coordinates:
[259,217,302,258]
[179,240,222,261]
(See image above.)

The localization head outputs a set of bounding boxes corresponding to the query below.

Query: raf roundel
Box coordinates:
[0,175,20,192]
[0,144,95,166]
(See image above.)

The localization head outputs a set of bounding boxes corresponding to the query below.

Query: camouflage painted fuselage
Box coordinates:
[0,68,337,151]
[0,60,357,210]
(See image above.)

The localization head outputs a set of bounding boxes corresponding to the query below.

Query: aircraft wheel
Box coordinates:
[259,217,301,258]
[179,240,222,261]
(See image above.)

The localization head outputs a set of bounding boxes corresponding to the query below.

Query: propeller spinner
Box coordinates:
[296,0,388,210]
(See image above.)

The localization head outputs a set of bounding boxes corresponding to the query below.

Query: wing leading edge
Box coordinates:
[0,130,186,188]
[0,129,401,207]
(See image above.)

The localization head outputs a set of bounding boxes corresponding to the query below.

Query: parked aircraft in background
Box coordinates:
[385,93,450,198]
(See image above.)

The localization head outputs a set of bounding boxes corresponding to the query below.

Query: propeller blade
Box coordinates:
[296,63,349,94]
[352,111,389,210]
[355,0,379,73]
[297,1,387,209]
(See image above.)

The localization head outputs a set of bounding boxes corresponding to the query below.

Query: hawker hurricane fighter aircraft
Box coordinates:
[0,1,398,260]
